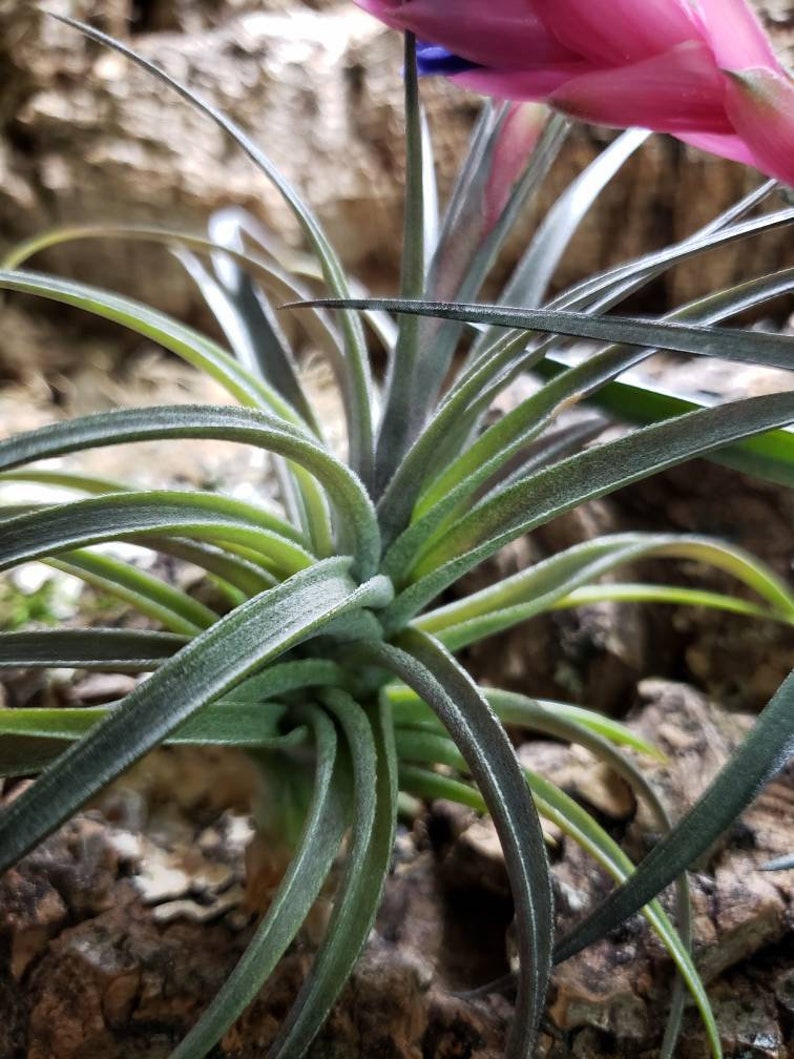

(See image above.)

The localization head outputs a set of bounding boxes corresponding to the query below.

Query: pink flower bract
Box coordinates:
[357,0,794,184]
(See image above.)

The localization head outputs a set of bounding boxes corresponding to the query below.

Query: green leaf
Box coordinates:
[555,581,792,621]
[2,222,348,399]
[398,762,485,809]
[47,549,219,635]
[176,247,327,550]
[169,704,350,1059]
[384,392,794,626]
[373,325,552,546]
[303,295,794,373]
[387,683,663,760]
[0,658,350,776]
[483,689,666,763]
[0,405,381,579]
[217,658,345,705]
[374,34,428,493]
[491,129,649,314]
[0,702,310,779]
[312,197,794,515]
[549,189,787,316]
[0,468,128,494]
[555,669,794,964]
[416,532,794,649]
[138,537,276,599]
[51,15,376,488]
[362,630,553,1059]
[0,557,391,870]
[181,236,318,430]
[0,628,186,670]
[419,111,569,419]
[0,491,316,579]
[0,471,276,599]
[268,691,398,1058]
[0,269,298,420]
[443,272,794,518]
[0,267,339,556]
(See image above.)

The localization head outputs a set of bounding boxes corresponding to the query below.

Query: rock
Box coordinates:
[682,975,785,1059]
[439,818,511,900]
[27,899,248,1059]
[549,939,653,1042]
[0,866,68,981]
[707,857,787,981]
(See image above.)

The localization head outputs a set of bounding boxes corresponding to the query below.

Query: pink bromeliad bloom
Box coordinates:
[355,0,794,184]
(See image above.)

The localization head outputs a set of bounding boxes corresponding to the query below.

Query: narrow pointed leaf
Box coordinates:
[52,15,375,487]
[375,34,428,491]
[385,392,794,626]
[169,705,350,1059]
[0,629,186,670]
[361,631,552,1058]
[299,297,794,373]
[268,692,398,1058]
[0,405,381,578]
[0,558,392,871]
[555,669,794,963]
[495,128,649,314]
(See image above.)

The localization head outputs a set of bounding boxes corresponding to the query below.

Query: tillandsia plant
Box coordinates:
[2,3,794,1057]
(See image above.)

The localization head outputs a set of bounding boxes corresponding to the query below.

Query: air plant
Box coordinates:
[1,7,794,1058]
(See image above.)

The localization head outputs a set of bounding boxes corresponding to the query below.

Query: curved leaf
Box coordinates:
[3,223,348,396]
[0,405,380,579]
[47,549,219,635]
[361,631,553,1059]
[51,15,375,487]
[416,532,794,649]
[169,705,350,1059]
[178,250,317,432]
[0,629,186,670]
[384,392,794,626]
[0,491,315,579]
[0,702,310,779]
[0,558,392,871]
[268,691,398,1058]
[0,269,298,420]
[555,669,794,963]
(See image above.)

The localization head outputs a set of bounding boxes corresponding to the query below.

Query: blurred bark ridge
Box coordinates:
[0,0,792,375]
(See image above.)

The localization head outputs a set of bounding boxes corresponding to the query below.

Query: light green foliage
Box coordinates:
[0,577,62,631]
[1,18,794,1059]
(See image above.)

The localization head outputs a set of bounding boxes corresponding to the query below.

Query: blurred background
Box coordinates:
[0,0,792,384]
